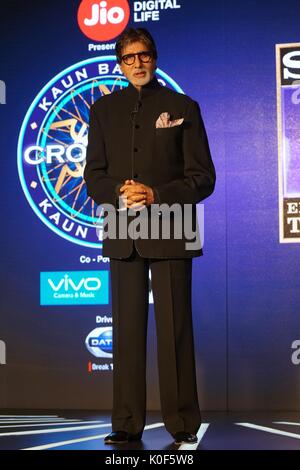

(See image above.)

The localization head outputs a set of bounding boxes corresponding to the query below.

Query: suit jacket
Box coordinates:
[84,75,216,259]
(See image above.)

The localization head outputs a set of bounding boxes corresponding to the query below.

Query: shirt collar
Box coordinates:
[125,75,162,100]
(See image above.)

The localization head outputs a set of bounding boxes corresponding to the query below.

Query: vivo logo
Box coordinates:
[84,1,125,26]
[48,274,101,292]
[283,51,300,79]
[0,80,6,104]
[0,340,6,365]
[41,271,109,305]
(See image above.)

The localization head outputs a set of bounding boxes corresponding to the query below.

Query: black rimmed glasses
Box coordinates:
[121,51,153,66]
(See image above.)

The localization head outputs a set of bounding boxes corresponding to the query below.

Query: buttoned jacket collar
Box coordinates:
[125,75,162,100]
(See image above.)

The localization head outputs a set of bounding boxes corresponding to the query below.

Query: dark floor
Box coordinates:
[0,411,300,450]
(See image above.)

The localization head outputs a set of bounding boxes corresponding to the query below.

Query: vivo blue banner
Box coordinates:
[40,271,109,305]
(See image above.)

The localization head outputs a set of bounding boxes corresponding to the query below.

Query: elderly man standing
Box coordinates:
[84,27,215,446]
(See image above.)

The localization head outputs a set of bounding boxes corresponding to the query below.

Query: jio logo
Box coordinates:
[78,0,130,41]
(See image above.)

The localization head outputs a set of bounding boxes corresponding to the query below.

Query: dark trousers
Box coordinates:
[109,244,201,436]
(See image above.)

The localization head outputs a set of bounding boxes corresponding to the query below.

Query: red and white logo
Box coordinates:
[78,0,130,42]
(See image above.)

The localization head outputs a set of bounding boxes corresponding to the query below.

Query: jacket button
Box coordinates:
[133,173,139,178]
[134,148,138,152]
[135,124,140,129]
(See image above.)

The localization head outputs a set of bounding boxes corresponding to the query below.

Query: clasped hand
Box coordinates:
[119,179,154,210]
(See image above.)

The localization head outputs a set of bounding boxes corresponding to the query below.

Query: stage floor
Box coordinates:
[0,411,300,450]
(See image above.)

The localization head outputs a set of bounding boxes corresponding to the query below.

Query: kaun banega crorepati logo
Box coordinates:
[78,0,130,41]
[17,56,183,248]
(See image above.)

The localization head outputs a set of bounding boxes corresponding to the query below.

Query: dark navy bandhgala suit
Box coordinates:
[84,76,215,435]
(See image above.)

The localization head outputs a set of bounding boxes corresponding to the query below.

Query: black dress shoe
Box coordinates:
[173,431,198,445]
[104,431,142,444]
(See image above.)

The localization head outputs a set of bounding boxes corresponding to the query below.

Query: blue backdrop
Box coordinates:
[1,0,300,411]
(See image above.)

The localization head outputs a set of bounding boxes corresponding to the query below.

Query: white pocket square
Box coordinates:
[155,112,184,128]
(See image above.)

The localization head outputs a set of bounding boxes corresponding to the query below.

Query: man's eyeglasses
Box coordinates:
[121,51,153,66]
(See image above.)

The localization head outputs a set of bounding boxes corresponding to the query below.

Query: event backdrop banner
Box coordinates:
[276,42,300,242]
[1,0,300,411]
